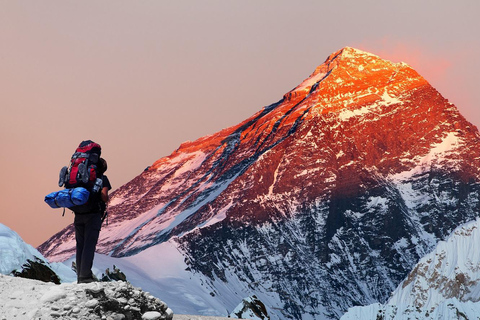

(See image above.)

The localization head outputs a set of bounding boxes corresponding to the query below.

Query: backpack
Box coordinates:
[46,140,103,214]
[59,140,102,190]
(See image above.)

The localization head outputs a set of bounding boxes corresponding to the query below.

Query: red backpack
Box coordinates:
[59,140,102,190]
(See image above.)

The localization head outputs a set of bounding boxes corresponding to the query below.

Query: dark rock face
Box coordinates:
[40,47,480,319]
[231,295,270,319]
[11,257,61,284]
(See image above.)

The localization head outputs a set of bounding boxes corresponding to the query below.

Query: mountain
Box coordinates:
[39,47,480,319]
[341,218,480,319]
[1,223,46,275]
[0,223,70,283]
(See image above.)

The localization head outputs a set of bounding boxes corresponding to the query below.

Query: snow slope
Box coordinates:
[0,223,49,274]
[0,223,74,281]
[341,218,480,319]
[81,241,260,317]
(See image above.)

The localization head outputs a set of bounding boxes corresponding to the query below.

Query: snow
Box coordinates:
[338,89,402,121]
[159,175,240,238]
[99,158,243,256]
[389,218,480,309]
[0,223,66,279]
[341,218,480,319]
[340,47,378,60]
[0,224,39,274]
[380,90,401,105]
[200,201,233,229]
[293,71,327,94]
[268,160,281,196]
[231,297,264,320]
[390,131,463,182]
[172,151,208,179]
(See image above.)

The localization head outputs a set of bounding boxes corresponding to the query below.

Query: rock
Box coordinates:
[110,313,126,320]
[86,298,99,308]
[40,288,67,303]
[11,257,61,284]
[231,295,269,320]
[165,308,174,320]
[117,297,128,304]
[142,311,162,320]
[86,287,107,299]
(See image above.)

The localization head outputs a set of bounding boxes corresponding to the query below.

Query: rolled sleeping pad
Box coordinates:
[45,187,90,209]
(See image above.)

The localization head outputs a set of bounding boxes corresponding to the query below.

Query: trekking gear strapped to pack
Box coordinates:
[45,187,90,209]
[45,140,104,214]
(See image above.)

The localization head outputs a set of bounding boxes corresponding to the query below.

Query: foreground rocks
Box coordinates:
[81,281,173,320]
[0,274,173,320]
[230,295,269,320]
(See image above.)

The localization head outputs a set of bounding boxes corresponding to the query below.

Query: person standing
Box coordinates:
[74,158,111,283]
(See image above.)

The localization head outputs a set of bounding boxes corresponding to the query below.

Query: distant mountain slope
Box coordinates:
[341,218,480,319]
[39,47,480,319]
[0,223,45,275]
[0,223,70,283]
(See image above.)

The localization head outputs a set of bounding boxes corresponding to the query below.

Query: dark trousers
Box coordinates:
[74,212,102,282]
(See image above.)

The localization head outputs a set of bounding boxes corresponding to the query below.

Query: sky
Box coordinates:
[1,0,480,247]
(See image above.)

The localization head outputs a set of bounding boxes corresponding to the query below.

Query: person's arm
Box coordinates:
[101,186,109,203]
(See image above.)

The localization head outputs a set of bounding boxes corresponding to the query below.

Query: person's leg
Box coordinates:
[74,215,87,283]
[77,213,102,282]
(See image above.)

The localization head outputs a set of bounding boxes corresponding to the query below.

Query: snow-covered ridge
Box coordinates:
[0,223,73,280]
[0,223,43,274]
[341,218,480,319]
[390,218,480,309]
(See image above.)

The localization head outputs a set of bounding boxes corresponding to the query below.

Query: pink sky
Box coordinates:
[1,1,480,247]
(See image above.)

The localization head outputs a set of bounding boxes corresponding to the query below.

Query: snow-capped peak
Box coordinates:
[390,218,480,310]
[39,47,480,319]
[341,218,480,319]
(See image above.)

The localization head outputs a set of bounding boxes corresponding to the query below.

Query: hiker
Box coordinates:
[74,157,112,283]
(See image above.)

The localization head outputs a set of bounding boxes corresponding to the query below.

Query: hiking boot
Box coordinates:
[78,277,96,284]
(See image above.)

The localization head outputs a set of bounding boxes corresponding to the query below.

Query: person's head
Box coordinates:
[98,158,108,175]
